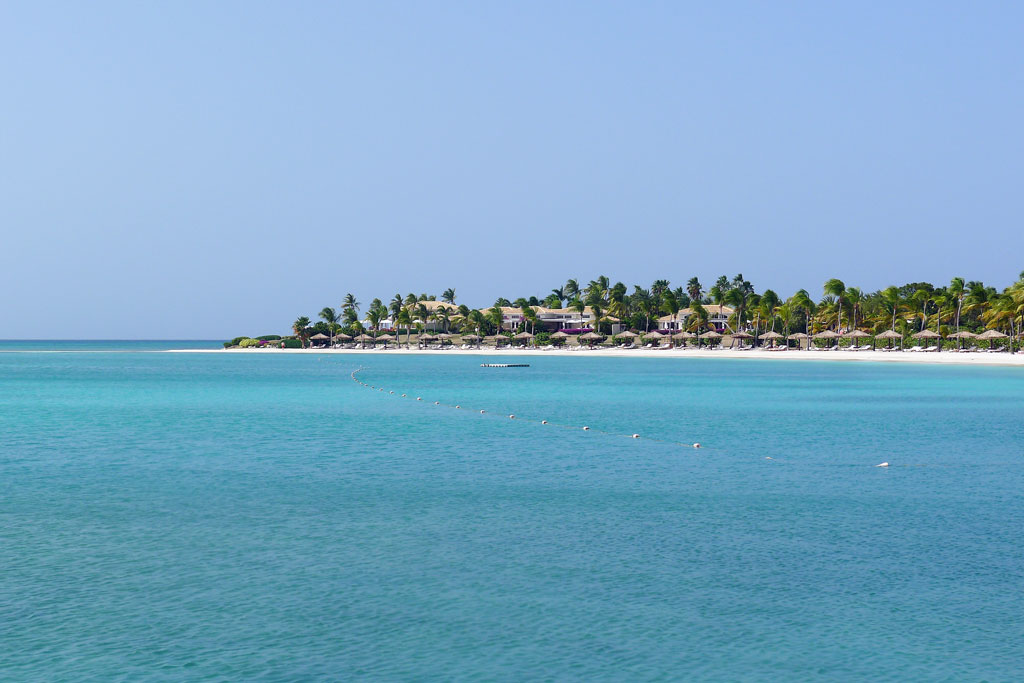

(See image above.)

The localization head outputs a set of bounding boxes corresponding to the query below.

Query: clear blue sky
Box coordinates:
[2,2,1022,338]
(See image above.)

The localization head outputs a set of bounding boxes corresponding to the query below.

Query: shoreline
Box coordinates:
[169,346,1024,367]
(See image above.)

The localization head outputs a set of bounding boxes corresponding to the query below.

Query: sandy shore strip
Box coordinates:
[170,346,1024,367]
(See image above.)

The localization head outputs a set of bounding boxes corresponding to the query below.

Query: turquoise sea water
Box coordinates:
[2,344,1023,680]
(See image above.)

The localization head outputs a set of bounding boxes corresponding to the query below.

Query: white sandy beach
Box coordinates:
[172,346,1024,367]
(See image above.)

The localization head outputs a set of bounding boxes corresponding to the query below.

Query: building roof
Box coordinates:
[657,304,734,322]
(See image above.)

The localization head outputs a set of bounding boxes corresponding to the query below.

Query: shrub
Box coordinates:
[239,338,260,348]
[257,335,281,341]
[281,338,303,349]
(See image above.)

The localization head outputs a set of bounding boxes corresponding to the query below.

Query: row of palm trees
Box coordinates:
[284,273,1024,349]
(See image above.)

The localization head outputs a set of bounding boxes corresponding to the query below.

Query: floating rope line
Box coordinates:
[348,366,705,450]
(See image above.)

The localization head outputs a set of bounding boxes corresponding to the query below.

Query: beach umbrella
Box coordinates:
[947,331,976,338]
[335,333,353,341]
[730,331,752,339]
[514,331,535,339]
[643,331,665,339]
[309,333,329,340]
[758,331,783,339]
[787,331,809,349]
[462,334,481,341]
[699,331,721,338]
[976,329,1008,339]
[672,331,694,339]
[911,329,942,339]
[813,330,839,339]
[580,331,604,347]
[876,330,902,339]
[977,328,1009,351]
[551,331,570,338]
[843,330,871,338]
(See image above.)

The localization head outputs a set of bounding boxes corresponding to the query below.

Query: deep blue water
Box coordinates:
[2,345,1023,680]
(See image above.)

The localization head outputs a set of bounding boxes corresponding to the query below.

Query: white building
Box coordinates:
[657,304,734,332]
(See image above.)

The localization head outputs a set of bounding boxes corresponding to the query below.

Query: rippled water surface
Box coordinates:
[2,345,1023,680]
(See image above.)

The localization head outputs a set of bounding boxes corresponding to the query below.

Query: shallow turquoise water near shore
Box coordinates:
[2,345,1023,679]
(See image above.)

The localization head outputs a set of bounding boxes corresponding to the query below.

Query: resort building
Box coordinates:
[481,306,623,334]
[657,304,735,332]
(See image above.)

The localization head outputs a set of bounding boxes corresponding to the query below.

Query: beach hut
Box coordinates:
[976,328,1009,351]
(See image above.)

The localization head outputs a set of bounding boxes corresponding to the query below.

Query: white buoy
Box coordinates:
[582,426,590,431]
[434,401,440,405]
[416,397,422,401]
[541,420,548,425]
[402,394,407,397]
[509,414,515,419]
[765,456,773,460]
[480,409,486,414]
[389,391,394,394]
[455,405,460,409]
[876,462,889,468]
[631,434,640,439]
[693,443,701,449]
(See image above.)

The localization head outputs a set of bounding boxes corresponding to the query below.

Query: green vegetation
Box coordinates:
[226,273,1024,351]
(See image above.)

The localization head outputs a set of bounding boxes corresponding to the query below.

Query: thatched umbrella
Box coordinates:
[309,333,330,347]
[759,330,783,348]
[551,330,570,338]
[485,334,507,347]
[947,330,975,351]
[787,331,809,349]
[875,329,902,350]
[729,331,752,347]
[376,334,395,348]
[672,331,694,347]
[977,328,1009,351]
[335,333,353,342]
[355,333,375,348]
[698,330,721,349]
[513,331,535,346]
[580,331,604,347]
[813,329,839,349]
[643,331,665,343]
[911,329,942,350]
[843,329,872,349]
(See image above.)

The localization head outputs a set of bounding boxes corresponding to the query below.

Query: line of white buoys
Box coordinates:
[349,366,708,450]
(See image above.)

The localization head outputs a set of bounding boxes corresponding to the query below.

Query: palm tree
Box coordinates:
[949,277,966,338]
[569,297,586,330]
[319,307,340,346]
[396,308,413,347]
[686,277,703,305]
[488,306,504,334]
[442,288,456,304]
[662,290,681,331]
[342,293,360,320]
[415,303,430,335]
[550,286,566,307]
[564,279,580,301]
[293,316,310,348]
[790,289,815,338]
[823,278,846,331]
[845,287,864,330]
[880,286,903,332]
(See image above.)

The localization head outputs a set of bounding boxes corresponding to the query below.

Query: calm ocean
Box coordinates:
[2,342,1023,680]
